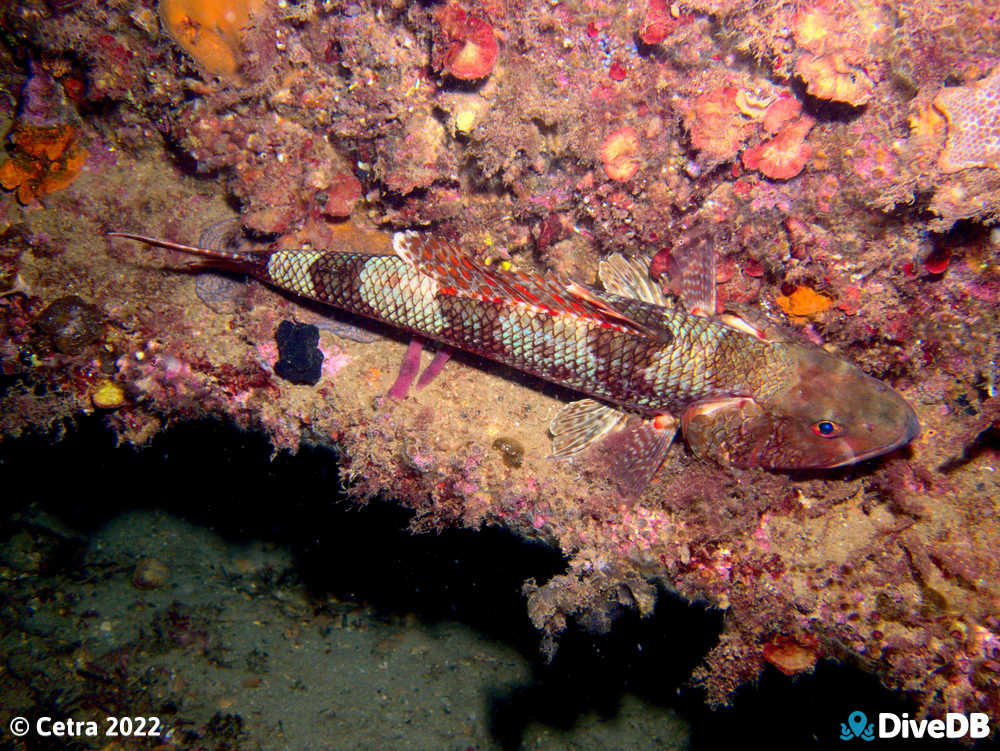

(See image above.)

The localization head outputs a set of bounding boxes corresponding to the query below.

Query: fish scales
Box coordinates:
[265,247,766,416]
[108,229,920,471]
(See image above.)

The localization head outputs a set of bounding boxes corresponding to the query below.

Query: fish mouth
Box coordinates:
[828,405,921,468]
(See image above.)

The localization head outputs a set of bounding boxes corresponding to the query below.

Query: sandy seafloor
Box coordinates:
[1,416,961,751]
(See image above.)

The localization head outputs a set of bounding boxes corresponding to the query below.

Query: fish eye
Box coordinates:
[812,420,841,438]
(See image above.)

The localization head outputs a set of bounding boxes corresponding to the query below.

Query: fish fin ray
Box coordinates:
[549,399,629,456]
[594,414,677,496]
[662,230,717,317]
[716,312,768,339]
[108,232,263,273]
[598,254,667,305]
[551,403,677,496]
[393,232,660,339]
[720,302,795,342]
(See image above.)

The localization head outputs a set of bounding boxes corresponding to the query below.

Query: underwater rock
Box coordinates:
[35,295,104,354]
[133,557,170,589]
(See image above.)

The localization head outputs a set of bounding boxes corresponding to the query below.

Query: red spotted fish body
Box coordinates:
[109,230,920,484]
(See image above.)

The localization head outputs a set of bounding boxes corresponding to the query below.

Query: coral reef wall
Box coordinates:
[1,0,999,729]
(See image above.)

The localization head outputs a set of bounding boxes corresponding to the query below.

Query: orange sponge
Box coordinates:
[0,124,87,205]
[159,0,265,84]
[776,285,833,319]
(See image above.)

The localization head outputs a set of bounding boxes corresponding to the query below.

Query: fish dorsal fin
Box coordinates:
[675,232,717,317]
[598,254,667,306]
[392,232,661,339]
[659,230,717,317]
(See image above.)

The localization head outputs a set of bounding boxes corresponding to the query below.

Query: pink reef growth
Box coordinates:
[2,0,1000,738]
[19,61,69,128]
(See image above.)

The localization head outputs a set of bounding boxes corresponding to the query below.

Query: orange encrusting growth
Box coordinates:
[159,0,265,84]
[741,116,815,180]
[776,285,833,319]
[0,124,87,205]
[600,127,640,181]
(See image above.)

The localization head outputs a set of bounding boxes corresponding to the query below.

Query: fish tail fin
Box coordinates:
[107,232,268,276]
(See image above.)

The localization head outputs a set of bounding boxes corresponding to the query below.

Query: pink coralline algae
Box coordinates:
[639,0,670,45]
[323,172,363,218]
[600,127,640,182]
[684,86,754,163]
[933,64,1000,173]
[741,115,815,180]
[762,95,802,135]
[435,3,498,81]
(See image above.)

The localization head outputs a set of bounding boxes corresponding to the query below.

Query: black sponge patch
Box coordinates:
[274,321,323,386]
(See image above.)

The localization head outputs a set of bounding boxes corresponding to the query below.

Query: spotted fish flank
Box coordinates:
[266,249,325,296]
[108,230,921,484]
[359,256,448,335]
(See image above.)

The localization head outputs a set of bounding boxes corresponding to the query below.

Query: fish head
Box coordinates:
[683,344,920,469]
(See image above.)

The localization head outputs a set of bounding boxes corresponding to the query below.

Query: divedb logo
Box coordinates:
[840,710,991,740]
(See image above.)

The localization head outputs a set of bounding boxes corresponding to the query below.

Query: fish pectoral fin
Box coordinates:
[681,396,766,464]
[551,400,677,495]
[598,253,667,306]
[550,398,629,456]
[716,312,768,340]
[598,414,677,494]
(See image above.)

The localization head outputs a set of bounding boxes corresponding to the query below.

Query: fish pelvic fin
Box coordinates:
[550,398,629,456]
[550,398,677,495]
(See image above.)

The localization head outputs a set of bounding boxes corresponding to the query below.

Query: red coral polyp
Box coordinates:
[437,4,498,81]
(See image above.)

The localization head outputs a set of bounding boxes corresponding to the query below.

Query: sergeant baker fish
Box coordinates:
[109,230,919,488]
